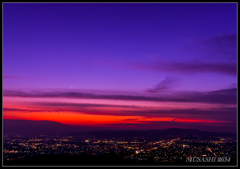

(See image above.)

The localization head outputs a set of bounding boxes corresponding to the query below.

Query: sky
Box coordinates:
[3,3,237,133]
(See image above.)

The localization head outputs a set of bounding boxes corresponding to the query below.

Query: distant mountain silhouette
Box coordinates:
[3,119,84,136]
[3,119,236,137]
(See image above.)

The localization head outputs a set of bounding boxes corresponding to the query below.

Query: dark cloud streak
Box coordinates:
[3,87,236,105]
[201,34,237,60]
[145,76,177,93]
[136,60,236,76]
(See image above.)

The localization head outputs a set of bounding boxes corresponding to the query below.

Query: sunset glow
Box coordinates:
[3,3,237,133]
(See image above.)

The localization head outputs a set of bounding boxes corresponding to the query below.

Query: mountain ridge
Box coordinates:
[3,119,236,137]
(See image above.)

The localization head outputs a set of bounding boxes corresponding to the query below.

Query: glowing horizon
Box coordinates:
[3,3,237,133]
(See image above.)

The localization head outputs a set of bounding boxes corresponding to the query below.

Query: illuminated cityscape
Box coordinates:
[3,132,236,165]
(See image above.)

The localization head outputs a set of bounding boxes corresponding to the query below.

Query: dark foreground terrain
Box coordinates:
[3,153,236,166]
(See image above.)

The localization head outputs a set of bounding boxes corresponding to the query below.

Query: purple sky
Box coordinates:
[3,3,237,133]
